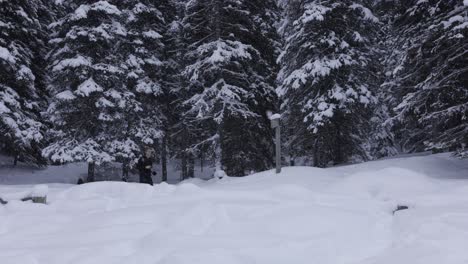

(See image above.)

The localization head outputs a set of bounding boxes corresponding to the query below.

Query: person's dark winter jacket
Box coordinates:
[137,156,154,185]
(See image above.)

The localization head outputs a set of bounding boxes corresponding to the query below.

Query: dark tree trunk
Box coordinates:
[313,138,322,168]
[161,135,168,182]
[87,162,95,182]
[122,161,129,181]
[200,150,204,173]
[181,152,187,180]
[188,154,195,178]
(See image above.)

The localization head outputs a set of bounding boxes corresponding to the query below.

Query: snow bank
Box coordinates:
[0,153,467,264]
[329,167,440,201]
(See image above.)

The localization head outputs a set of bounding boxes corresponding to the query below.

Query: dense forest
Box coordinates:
[1,0,467,178]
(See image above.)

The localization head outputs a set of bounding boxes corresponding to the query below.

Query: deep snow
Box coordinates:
[1,153,468,264]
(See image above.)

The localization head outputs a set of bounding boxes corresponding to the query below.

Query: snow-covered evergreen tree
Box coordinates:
[44,0,168,179]
[382,0,468,156]
[0,0,53,165]
[4,0,465,176]
[181,0,280,176]
[278,0,381,167]
[121,0,171,171]
[160,0,187,181]
[366,0,401,159]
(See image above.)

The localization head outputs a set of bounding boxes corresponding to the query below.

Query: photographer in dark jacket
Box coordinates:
[137,147,155,185]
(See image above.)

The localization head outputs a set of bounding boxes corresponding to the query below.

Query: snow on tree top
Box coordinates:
[71,1,121,21]
[204,40,253,64]
[438,15,464,29]
[76,78,103,97]
[43,139,114,164]
[353,32,365,42]
[350,3,379,23]
[52,55,92,72]
[17,65,35,82]
[132,3,161,16]
[298,3,331,24]
[0,101,11,114]
[55,90,76,101]
[0,46,15,63]
[283,55,355,90]
[136,79,161,95]
[142,30,163,39]
[0,87,19,107]
[104,89,122,99]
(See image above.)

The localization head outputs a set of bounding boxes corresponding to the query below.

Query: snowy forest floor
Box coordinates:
[1,153,468,264]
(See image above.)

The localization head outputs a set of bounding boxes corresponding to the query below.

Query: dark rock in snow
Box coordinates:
[393,205,409,215]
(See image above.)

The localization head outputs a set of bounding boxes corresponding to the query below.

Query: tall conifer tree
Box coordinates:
[181,0,280,175]
[278,0,381,167]
[44,0,168,179]
[0,0,53,165]
[382,0,468,156]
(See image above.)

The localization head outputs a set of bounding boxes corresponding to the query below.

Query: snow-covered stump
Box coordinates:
[31,185,48,204]
[0,185,48,205]
[214,169,227,180]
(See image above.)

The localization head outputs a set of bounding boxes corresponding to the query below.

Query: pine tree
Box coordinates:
[122,0,172,173]
[382,0,468,156]
[278,0,381,167]
[367,0,401,159]
[0,0,53,165]
[43,0,167,179]
[160,0,185,181]
[181,0,279,176]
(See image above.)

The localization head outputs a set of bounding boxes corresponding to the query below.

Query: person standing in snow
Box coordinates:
[137,147,155,186]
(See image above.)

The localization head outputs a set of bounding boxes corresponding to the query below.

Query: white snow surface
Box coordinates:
[1,153,468,264]
[31,184,49,197]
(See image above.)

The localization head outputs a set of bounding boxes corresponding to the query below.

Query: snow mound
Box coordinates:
[329,167,440,201]
[31,184,49,197]
[0,153,468,264]
[268,184,314,200]
[55,181,155,201]
[175,182,205,195]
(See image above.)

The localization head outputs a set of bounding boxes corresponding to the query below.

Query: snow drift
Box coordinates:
[0,153,468,264]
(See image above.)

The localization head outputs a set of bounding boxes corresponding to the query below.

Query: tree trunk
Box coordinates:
[87,162,95,182]
[122,161,129,181]
[188,154,195,178]
[313,138,320,168]
[161,135,168,182]
[200,150,204,173]
[215,122,223,172]
[290,158,295,166]
[180,152,187,181]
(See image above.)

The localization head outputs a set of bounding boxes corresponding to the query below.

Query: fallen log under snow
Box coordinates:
[0,184,48,205]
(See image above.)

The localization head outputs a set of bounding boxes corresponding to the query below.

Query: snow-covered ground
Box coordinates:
[1,153,468,264]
